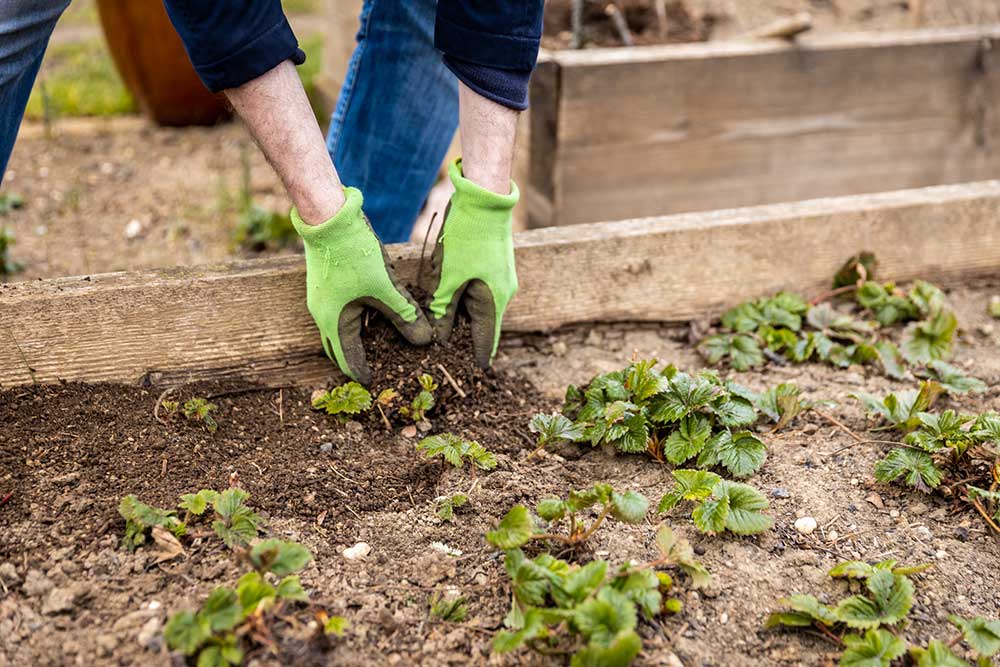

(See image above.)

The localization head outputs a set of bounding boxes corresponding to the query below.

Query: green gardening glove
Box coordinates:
[427,159,519,369]
[292,187,432,385]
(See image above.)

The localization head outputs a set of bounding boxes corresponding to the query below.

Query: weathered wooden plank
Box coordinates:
[2,181,1000,387]
[529,26,1000,227]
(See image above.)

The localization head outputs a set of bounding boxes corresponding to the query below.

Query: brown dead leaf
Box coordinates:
[150,525,185,564]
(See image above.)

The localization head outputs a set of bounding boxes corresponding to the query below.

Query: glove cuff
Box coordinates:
[291,186,364,244]
[448,158,519,215]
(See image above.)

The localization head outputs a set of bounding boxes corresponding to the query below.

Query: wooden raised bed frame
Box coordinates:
[2,180,1000,388]
[527,26,1000,227]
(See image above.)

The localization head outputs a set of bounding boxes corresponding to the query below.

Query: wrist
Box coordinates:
[291,187,364,242]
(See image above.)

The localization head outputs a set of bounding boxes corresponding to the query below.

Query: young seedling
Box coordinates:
[657,469,773,536]
[487,484,650,548]
[183,398,219,433]
[416,433,496,478]
[165,539,349,665]
[435,493,468,522]
[400,373,438,423]
[429,590,468,623]
[766,560,998,666]
[121,487,264,552]
[119,495,186,550]
[561,359,771,478]
[311,381,372,422]
[526,413,584,458]
[490,523,709,666]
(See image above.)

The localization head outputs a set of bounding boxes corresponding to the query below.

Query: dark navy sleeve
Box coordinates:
[162,0,305,93]
[434,1,544,72]
[442,57,532,111]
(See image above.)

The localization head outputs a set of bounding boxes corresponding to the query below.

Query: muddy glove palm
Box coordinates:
[292,187,432,385]
[428,159,519,369]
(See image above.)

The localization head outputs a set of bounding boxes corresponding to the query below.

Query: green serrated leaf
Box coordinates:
[658,470,722,513]
[692,495,730,534]
[948,616,1000,658]
[236,571,276,616]
[909,640,972,667]
[840,629,907,667]
[874,448,943,492]
[487,505,534,550]
[715,431,767,478]
[610,491,649,524]
[536,497,566,522]
[529,413,586,447]
[201,588,242,631]
[920,360,986,395]
[164,610,211,655]
[249,539,312,576]
[178,490,220,516]
[713,480,773,535]
[324,615,350,637]
[570,630,643,667]
[662,414,713,464]
[275,575,309,602]
[902,310,957,365]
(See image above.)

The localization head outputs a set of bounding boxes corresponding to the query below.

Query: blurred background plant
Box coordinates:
[0,192,25,277]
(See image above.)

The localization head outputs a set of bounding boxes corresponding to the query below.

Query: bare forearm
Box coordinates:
[223,60,344,225]
[458,81,519,195]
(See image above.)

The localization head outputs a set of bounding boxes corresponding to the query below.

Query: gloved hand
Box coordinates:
[292,187,432,385]
[427,159,519,369]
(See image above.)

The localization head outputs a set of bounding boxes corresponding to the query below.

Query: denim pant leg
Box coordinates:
[326,0,458,244]
[0,0,70,183]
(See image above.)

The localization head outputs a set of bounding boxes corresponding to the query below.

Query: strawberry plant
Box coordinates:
[161,396,220,433]
[698,267,972,382]
[766,559,999,666]
[489,522,708,666]
[558,359,771,478]
[311,381,372,422]
[164,539,348,666]
[487,484,650,548]
[657,470,773,535]
[854,383,1000,530]
[527,413,585,458]
[119,495,186,550]
[120,487,264,552]
[400,373,437,423]
[435,493,468,522]
[417,433,496,473]
[429,590,468,622]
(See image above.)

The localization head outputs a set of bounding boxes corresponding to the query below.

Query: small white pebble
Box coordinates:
[794,517,818,535]
[147,600,161,610]
[124,219,143,239]
[889,509,900,518]
[935,549,948,560]
[849,478,860,486]
[720,612,729,624]
[342,542,371,560]
[827,530,839,541]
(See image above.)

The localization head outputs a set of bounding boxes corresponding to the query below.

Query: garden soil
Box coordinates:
[3,281,1000,667]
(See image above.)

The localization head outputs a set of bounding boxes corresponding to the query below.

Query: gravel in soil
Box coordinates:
[3,283,1000,667]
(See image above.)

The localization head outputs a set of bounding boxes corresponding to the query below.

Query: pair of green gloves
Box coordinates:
[291,159,518,385]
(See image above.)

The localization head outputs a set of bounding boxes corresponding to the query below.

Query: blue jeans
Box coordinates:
[326,0,459,243]
[0,0,69,184]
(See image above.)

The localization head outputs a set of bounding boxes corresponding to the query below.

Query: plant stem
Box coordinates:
[579,506,611,542]
[814,622,846,646]
[813,409,863,443]
[968,496,1000,534]
[809,284,858,306]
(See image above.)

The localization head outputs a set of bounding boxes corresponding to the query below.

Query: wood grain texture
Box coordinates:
[529,27,1000,227]
[3,181,1000,387]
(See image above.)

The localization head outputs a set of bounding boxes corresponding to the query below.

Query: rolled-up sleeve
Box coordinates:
[434,1,543,72]
[162,0,305,93]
